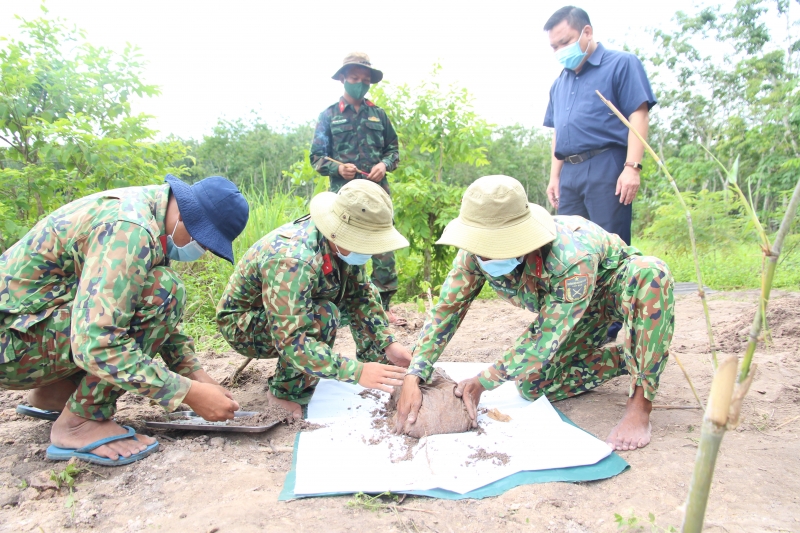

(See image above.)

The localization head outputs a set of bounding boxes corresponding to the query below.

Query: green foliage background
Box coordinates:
[2,0,799,340]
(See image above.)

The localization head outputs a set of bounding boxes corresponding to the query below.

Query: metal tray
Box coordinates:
[144,410,282,433]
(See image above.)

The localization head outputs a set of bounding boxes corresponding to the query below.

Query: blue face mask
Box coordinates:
[554,29,588,70]
[334,243,372,266]
[476,256,522,277]
[166,220,206,262]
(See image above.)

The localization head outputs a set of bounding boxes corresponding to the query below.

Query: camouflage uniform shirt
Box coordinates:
[310,97,400,194]
[409,216,642,390]
[0,184,200,409]
[216,217,396,383]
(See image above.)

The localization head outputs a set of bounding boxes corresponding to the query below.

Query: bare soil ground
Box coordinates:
[1,291,799,532]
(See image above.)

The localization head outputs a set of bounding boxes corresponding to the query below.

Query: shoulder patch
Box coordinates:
[331,118,348,125]
[563,274,589,302]
[364,99,375,107]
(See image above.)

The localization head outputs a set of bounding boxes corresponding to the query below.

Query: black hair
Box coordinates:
[543,6,591,32]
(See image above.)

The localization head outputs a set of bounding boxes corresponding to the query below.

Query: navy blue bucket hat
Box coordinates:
[165,174,249,264]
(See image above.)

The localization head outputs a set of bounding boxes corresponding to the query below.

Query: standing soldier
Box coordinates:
[217,180,412,418]
[310,52,403,324]
[393,176,674,451]
[0,175,249,465]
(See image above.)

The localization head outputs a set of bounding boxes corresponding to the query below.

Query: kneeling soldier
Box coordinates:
[394,175,674,451]
[217,180,412,418]
[0,175,249,465]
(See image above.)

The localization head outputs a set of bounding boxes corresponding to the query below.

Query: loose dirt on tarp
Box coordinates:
[387,367,473,438]
[465,446,511,467]
[228,404,291,426]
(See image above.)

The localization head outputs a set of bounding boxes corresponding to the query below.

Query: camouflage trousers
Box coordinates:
[371,251,398,309]
[515,256,674,403]
[0,267,185,420]
[219,300,389,404]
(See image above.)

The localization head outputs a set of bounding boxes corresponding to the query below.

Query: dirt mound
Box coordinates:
[228,404,291,426]
[716,295,800,351]
[388,368,472,438]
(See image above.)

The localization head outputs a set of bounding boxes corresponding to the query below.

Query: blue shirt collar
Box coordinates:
[585,42,606,67]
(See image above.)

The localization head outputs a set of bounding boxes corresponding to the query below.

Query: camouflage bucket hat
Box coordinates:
[331,52,384,83]
[436,175,556,259]
[310,180,408,255]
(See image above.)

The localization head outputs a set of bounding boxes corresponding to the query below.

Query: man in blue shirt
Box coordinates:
[543,6,655,247]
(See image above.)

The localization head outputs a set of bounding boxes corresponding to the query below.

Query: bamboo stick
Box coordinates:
[682,356,737,533]
[596,91,719,370]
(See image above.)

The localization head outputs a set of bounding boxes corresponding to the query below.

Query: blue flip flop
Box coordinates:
[16,405,61,421]
[46,426,160,466]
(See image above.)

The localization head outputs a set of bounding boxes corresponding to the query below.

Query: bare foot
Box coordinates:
[606,386,652,451]
[27,379,79,412]
[51,410,156,461]
[267,390,302,420]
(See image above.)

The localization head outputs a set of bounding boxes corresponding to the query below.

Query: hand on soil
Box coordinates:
[393,375,422,434]
[51,410,155,460]
[358,362,405,393]
[184,382,239,421]
[384,342,412,368]
[454,376,486,428]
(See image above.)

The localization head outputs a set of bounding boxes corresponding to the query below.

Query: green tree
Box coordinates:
[371,66,492,296]
[645,0,800,236]
[186,116,313,192]
[0,5,188,251]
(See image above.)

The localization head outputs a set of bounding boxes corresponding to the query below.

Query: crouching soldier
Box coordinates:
[217,180,412,418]
[394,175,674,451]
[0,175,249,465]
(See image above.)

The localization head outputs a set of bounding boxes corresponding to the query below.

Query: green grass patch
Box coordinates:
[632,236,800,290]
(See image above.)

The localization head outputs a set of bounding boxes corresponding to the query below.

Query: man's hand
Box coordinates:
[616,166,641,205]
[546,176,560,209]
[338,163,358,180]
[367,162,387,183]
[454,376,486,428]
[183,381,239,422]
[358,362,405,393]
[393,375,422,434]
[187,368,219,386]
[384,342,412,368]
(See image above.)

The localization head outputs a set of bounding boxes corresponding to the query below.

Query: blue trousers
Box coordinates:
[557,146,631,245]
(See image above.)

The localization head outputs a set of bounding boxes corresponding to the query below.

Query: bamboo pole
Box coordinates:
[596,91,719,370]
[682,356,737,533]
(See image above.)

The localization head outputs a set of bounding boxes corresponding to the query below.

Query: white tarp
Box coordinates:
[293,362,612,496]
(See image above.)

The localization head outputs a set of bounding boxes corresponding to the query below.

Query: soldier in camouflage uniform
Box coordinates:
[0,175,249,464]
[217,180,412,417]
[309,52,402,322]
[393,176,674,451]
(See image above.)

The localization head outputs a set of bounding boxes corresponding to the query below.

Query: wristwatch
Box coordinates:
[624,162,643,171]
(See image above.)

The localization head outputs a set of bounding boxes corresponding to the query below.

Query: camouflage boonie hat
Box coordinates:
[331,52,384,83]
[436,175,556,259]
[310,180,408,255]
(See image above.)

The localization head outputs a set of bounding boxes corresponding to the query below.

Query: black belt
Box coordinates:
[563,148,609,164]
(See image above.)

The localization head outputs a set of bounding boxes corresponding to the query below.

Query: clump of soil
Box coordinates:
[387,368,472,438]
[228,404,291,426]
[465,446,510,466]
[358,389,383,401]
[716,295,800,351]
[286,418,325,432]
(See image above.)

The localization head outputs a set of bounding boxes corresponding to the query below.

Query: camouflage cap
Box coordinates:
[331,52,384,83]
[436,175,556,259]
[310,180,408,255]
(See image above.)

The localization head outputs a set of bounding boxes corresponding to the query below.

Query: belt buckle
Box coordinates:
[565,154,580,164]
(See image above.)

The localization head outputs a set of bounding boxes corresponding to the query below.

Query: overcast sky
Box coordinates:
[1,0,717,140]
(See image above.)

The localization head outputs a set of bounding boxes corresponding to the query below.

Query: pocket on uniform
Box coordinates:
[363,121,384,132]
